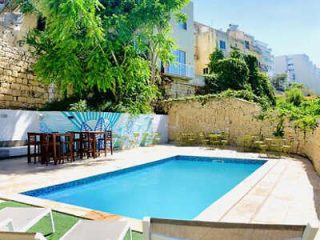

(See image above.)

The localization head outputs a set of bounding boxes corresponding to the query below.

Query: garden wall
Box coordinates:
[0,40,51,109]
[0,109,168,148]
[167,97,320,174]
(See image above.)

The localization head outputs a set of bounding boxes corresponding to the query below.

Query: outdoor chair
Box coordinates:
[58,133,75,164]
[0,218,14,231]
[39,133,53,165]
[60,220,132,240]
[0,221,132,240]
[27,133,42,164]
[0,209,132,240]
[79,132,94,159]
[0,207,55,233]
[97,132,108,157]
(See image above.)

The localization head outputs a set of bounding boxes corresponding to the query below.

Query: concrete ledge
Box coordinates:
[0,146,29,159]
[0,140,26,147]
[196,159,278,221]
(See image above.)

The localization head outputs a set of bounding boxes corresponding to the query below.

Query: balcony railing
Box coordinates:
[163,62,195,79]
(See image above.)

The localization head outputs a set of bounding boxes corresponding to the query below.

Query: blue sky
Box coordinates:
[193,0,320,66]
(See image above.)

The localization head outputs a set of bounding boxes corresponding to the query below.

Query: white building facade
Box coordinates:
[274,54,320,95]
[163,2,195,81]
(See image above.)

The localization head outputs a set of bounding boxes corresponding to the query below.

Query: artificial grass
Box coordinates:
[0,201,143,240]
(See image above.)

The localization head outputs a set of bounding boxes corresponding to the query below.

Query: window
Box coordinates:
[178,22,187,30]
[219,40,226,50]
[203,68,209,74]
[173,50,186,64]
[245,41,250,49]
[165,49,187,76]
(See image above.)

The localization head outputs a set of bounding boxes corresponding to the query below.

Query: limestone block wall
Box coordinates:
[0,40,50,109]
[163,80,196,98]
[167,97,320,174]
[302,128,320,174]
[168,97,276,144]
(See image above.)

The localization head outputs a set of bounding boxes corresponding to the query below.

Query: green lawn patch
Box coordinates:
[0,201,143,240]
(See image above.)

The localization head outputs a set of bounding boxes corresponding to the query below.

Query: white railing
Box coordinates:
[164,62,195,79]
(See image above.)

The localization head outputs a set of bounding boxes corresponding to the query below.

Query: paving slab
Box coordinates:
[0,145,318,231]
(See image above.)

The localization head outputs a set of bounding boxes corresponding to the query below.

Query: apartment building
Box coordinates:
[194,22,231,76]
[274,54,320,95]
[227,24,274,75]
[255,40,274,75]
[161,2,199,97]
[194,22,274,77]
[227,24,257,57]
[194,22,215,75]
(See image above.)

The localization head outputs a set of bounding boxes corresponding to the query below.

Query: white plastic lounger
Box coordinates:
[60,220,132,240]
[0,218,14,231]
[0,207,55,233]
[151,234,186,240]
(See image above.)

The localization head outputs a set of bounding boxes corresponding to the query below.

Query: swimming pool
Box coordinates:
[24,156,266,220]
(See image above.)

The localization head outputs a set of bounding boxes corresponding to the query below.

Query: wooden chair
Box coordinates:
[79,132,94,159]
[27,133,41,164]
[70,132,81,159]
[106,131,113,155]
[40,133,53,165]
[57,133,74,164]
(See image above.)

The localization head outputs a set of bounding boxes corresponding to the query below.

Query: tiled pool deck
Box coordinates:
[0,145,319,231]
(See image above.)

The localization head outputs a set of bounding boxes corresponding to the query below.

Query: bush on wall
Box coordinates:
[203,49,276,107]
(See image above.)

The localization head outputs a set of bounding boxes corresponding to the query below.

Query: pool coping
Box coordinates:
[0,154,276,232]
[195,159,278,221]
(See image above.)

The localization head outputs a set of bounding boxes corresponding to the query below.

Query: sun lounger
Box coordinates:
[0,207,131,240]
[0,207,55,233]
[0,218,14,231]
[60,220,132,240]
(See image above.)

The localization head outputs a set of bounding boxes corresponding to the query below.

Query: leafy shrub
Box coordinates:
[208,49,224,73]
[204,73,219,93]
[203,49,275,107]
[69,100,89,112]
[285,87,304,106]
[214,58,249,91]
[219,89,258,102]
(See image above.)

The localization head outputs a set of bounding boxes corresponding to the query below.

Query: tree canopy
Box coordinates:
[17,0,189,113]
[204,49,275,106]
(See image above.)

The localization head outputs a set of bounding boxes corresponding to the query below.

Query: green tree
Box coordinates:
[204,49,275,106]
[208,49,224,73]
[244,54,275,105]
[18,0,189,113]
[214,58,250,91]
[230,49,242,59]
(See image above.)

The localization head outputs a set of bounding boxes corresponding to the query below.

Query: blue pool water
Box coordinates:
[24,156,265,220]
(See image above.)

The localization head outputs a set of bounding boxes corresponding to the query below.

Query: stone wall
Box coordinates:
[302,128,320,175]
[167,97,320,174]
[163,80,197,98]
[0,40,50,109]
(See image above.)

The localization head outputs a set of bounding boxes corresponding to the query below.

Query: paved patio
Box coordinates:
[0,145,319,231]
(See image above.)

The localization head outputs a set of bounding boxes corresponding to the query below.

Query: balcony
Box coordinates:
[163,62,195,79]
